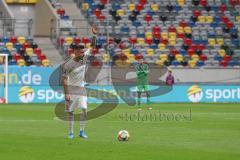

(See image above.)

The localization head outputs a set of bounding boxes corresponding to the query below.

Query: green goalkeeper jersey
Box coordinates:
[135,63,149,85]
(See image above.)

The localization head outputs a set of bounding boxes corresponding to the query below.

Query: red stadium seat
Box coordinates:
[220,60,228,67]
[34,48,42,55]
[226,21,234,29]
[200,54,207,61]
[135,54,143,60]
[153,32,161,39]
[198,44,205,51]
[144,14,152,22]
[14,53,21,61]
[200,0,207,6]
[152,26,161,33]
[136,3,144,11]
[219,4,226,12]
[23,42,30,50]
[161,39,168,45]
[74,37,81,44]
[193,10,201,17]
[177,33,185,39]
[82,37,90,44]
[129,37,137,44]
[179,20,188,27]
[10,36,17,43]
[100,0,108,5]
[168,26,176,33]
[139,0,147,5]
[223,55,231,62]
[184,38,192,46]
[94,9,101,17]
[187,49,195,56]
[171,48,179,56]
[98,14,106,21]
[39,54,46,61]
[57,8,65,16]
[145,38,153,45]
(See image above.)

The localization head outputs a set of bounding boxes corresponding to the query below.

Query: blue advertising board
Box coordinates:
[1,66,240,103]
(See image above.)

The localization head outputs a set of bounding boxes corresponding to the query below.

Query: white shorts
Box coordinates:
[66,95,87,112]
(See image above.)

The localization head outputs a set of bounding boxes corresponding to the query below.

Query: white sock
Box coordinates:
[68,113,74,134]
[80,111,87,132]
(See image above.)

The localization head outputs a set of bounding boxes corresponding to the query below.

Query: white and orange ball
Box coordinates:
[118,130,130,141]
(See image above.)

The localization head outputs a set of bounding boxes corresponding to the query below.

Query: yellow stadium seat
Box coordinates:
[177,0,185,6]
[18,36,26,45]
[28,0,38,3]
[123,49,130,55]
[191,54,199,61]
[158,43,166,50]
[42,59,50,67]
[5,0,14,3]
[177,26,184,33]
[115,60,129,67]
[161,32,168,39]
[65,37,73,45]
[137,38,145,44]
[216,38,224,46]
[160,54,168,61]
[206,16,213,23]
[155,59,165,66]
[127,54,135,62]
[184,27,192,34]
[218,49,226,57]
[145,32,153,39]
[26,48,33,56]
[169,32,176,38]
[198,16,205,23]
[151,4,159,12]
[169,38,176,46]
[117,9,125,16]
[147,48,154,56]
[236,16,240,22]
[102,54,110,62]
[188,60,197,68]
[175,54,183,62]
[6,42,13,51]
[19,0,28,3]
[86,43,91,48]
[128,3,135,11]
[208,38,216,47]
[17,59,25,67]
[82,3,89,10]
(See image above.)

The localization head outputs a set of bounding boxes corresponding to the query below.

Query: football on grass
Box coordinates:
[118,130,130,141]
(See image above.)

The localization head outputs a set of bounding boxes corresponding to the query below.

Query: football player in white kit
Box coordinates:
[61,43,92,139]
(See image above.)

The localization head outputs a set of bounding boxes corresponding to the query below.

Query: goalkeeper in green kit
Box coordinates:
[135,56,152,110]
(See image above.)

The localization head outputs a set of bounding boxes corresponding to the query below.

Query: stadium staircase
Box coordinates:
[57,0,91,36]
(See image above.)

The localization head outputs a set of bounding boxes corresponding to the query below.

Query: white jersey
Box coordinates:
[62,49,90,87]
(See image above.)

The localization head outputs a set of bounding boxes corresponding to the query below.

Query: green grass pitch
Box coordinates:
[0,103,240,160]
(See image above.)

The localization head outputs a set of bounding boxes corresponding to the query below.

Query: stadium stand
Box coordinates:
[0,36,50,66]
[51,0,240,68]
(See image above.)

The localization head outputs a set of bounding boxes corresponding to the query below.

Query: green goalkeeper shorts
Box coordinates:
[137,84,149,92]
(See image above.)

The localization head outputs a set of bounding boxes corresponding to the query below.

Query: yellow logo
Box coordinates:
[187,85,203,103]
[18,86,35,103]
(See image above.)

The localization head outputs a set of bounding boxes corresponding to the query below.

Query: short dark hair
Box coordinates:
[70,43,85,50]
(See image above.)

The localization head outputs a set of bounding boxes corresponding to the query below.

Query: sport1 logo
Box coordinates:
[18,86,35,103]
